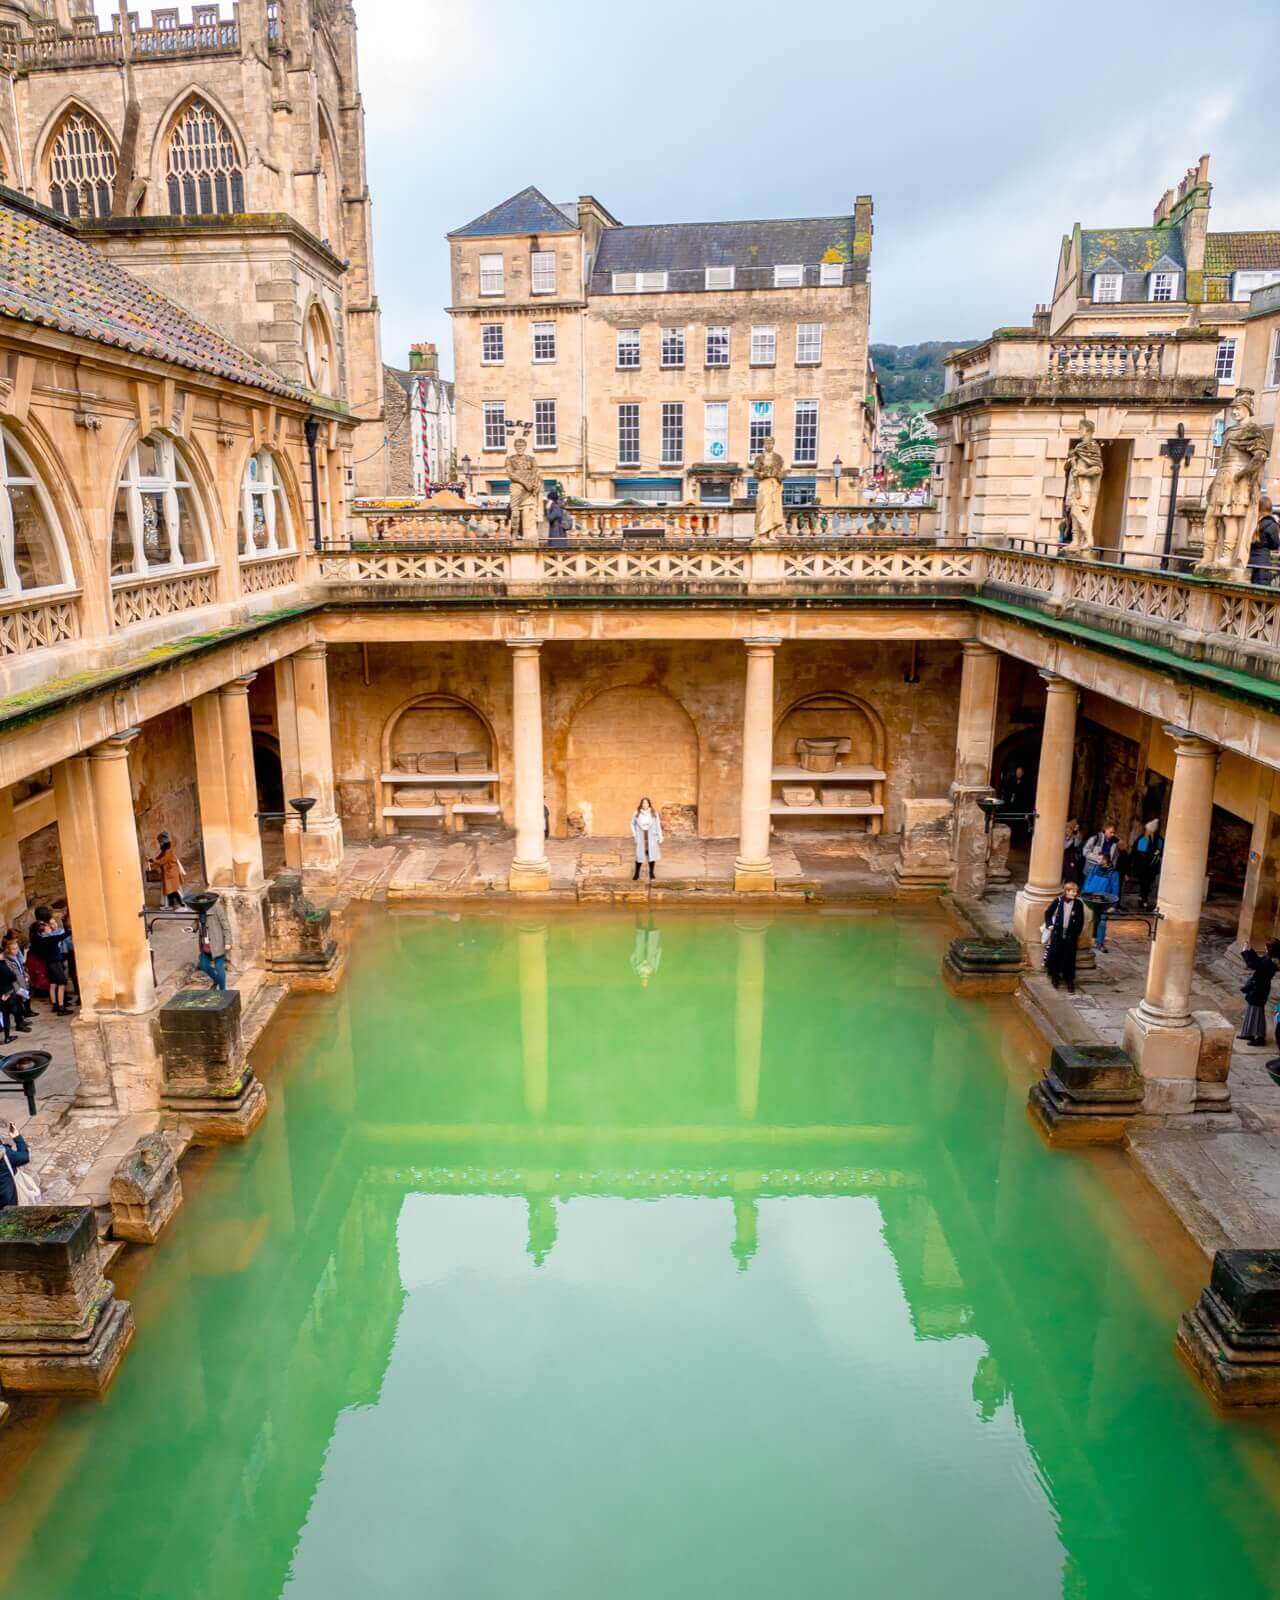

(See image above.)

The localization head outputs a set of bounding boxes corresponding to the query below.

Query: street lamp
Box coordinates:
[1159,423,1195,572]
[832,455,843,502]
[460,453,473,496]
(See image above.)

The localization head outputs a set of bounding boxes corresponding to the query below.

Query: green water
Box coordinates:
[1,908,1279,1599]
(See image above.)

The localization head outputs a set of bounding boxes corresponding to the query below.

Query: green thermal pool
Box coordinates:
[1,908,1279,1598]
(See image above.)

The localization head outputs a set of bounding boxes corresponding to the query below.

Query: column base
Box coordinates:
[158,989,267,1142]
[509,858,551,894]
[1123,1004,1200,1113]
[70,1010,164,1113]
[221,884,268,974]
[285,815,344,876]
[163,1075,267,1145]
[1177,1251,1280,1407]
[0,1291,135,1396]
[1012,885,1055,948]
[942,936,1026,997]
[733,859,776,894]
[950,784,994,900]
[1027,1043,1144,1146]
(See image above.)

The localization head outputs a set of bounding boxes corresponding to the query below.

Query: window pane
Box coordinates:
[483,403,506,449]
[135,438,162,477]
[531,251,556,293]
[140,491,167,565]
[111,491,136,576]
[479,254,504,295]
[774,264,803,287]
[617,329,640,368]
[481,324,504,363]
[796,324,822,364]
[165,99,243,217]
[1215,340,1237,382]
[794,400,818,464]
[749,401,774,459]
[618,405,640,466]
[705,327,729,366]
[532,323,556,361]
[661,402,683,464]
[819,262,843,286]
[661,327,685,367]
[534,400,557,450]
[8,484,62,590]
[750,327,776,365]
[704,402,728,461]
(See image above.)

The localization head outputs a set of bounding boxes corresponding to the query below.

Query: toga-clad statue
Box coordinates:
[1063,420,1104,555]
[506,434,541,540]
[751,436,787,539]
[1198,389,1270,575]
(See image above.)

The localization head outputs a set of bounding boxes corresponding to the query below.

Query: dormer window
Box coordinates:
[1149,271,1180,302]
[773,264,804,288]
[611,271,668,293]
[1092,273,1122,303]
[819,262,844,286]
[705,266,735,290]
[1231,270,1280,302]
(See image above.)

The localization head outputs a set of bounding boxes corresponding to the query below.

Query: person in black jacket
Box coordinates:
[1239,939,1280,1045]
[0,1120,30,1208]
[1043,881,1086,991]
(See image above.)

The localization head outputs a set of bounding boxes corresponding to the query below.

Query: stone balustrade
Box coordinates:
[939,330,1219,405]
[3,5,244,68]
[1046,338,1166,380]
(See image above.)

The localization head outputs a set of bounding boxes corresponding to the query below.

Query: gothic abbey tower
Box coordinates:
[0,0,385,489]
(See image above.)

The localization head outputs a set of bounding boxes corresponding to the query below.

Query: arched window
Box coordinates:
[111,434,209,578]
[0,428,72,598]
[304,304,334,394]
[165,98,245,217]
[47,108,117,220]
[238,450,294,557]
[317,117,344,252]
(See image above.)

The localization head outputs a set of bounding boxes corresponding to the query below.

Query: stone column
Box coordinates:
[1012,673,1078,947]
[1123,728,1219,1110]
[518,921,549,1118]
[219,676,265,890]
[88,731,154,1015]
[507,638,550,892]
[192,690,233,887]
[277,644,343,874]
[951,641,1001,898]
[735,637,781,893]
[0,789,26,928]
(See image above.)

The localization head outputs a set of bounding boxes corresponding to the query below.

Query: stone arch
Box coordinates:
[378,692,498,836]
[0,411,93,600]
[37,99,118,219]
[565,685,700,837]
[302,296,338,395]
[773,691,886,770]
[153,89,247,217]
[317,102,344,253]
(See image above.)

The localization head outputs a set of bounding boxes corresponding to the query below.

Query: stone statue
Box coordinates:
[751,436,787,539]
[506,434,541,540]
[1063,420,1104,555]
[1198,390,1270,575]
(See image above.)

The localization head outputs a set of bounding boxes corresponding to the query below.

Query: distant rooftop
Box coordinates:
[449,187,577,239]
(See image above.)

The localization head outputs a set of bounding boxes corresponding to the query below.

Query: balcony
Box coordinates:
[937,331,1221,411]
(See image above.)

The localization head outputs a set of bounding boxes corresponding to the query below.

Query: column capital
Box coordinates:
[506,636,545,654]
[89,727,141,761]
[1163,725,1219,760]
[962,639,996,659]
[1038,670,1076,695]
[219,673,257,698]
[742,635,782,654]
[295,642,327,664]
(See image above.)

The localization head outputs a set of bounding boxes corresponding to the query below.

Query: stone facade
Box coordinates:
[382,345,455,496]
[449,189,874,506]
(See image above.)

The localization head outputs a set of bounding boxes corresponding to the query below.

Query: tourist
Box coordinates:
[631,797,663,882]
[1248,495,1279,586]
[29,906,71,1015]
[51,899,79,1001]
[1042,882,1085,992]
[150,832,186,908]
[1062,819,1084,886]
[545,485,569,546]
[2,931,32,1021]
[1238,939,1280,1046]
[0,1120,31,1208]
[1129,818,1164,910]
[197,894,232,991]
[1000,763,1035,842]
[1082,824,1121,951]
[0,935,31,1039]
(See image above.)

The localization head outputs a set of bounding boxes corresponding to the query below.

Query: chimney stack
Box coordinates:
[409,342,438,375]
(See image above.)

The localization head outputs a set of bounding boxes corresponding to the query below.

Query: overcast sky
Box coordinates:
[357,0,1277,374]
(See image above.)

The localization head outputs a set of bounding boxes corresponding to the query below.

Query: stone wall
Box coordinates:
[130,707,201,884]
[383,371,414,496]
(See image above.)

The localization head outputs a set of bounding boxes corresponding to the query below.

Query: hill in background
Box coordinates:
[871,341,977,405]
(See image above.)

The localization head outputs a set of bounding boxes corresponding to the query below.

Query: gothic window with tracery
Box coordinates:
[47,109,117,220]
[165,99,244,217]
[0,427,72,597]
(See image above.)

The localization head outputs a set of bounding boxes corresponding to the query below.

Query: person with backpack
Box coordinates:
[1248,495,1279,587]
[1082,824,1122,951]
[0,1119,34,1207]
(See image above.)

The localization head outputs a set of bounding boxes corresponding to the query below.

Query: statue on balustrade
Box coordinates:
[751,436,787,540]
[1198,390,1270,576]
[506,434,541,540]
[1063,420,1104,555]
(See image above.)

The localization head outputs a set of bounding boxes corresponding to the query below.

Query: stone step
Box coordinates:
[64,1112,162,1210]
[241,980,288,1054]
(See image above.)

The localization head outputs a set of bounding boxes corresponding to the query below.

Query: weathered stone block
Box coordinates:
[1028,1044,1143,1145]
[265,873,342,989]
[894,798,954,896]
[110,1131,183,1245]
[159,989,265,1143]
[1193,1009,1234,1112]
[1178,1251,1280,1406]
[942,935,1026,996]
[0,1207,134,1395]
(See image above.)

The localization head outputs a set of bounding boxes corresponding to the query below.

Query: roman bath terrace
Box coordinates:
[1,4,1280,1578]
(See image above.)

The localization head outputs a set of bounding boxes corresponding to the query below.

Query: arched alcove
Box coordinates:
[565,685,699,837]
[772,692,888,833]
[379,693,498,835]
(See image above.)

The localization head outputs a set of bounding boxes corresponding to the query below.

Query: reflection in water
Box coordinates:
[629,918,662,986]
[1,910,1280,1600]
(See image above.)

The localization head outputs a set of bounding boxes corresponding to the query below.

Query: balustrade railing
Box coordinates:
[1046,338,1166,380]
[0,593,80,658]
[5,9,241,67]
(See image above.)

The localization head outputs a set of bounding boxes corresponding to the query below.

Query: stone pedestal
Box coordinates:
[1178,1251,1280,1406]
[110,1130,184,1244]
[223,884,268,976]
[1192,1009,1234,1113]
[1028,1044,1144,1145]
[69,1010,165,1113]
[159,989,266,1142]
[951,785,995,899]
[264,872,344,990]
[943,935,1026,996]
[0,1207,135,1394]
[894,798,954,896]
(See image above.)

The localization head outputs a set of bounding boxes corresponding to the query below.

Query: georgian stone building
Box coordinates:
[448,186,875,507]
[0,0,385,489]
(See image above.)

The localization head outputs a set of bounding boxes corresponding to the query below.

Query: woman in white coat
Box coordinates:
[631,797,663,881]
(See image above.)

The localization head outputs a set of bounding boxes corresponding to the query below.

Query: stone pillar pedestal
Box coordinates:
[264,872,344,990]
[275,645,344,875]
[1178,1250,1280,1406]
[734,637,780,893]
[1123,728,1219,1112]
[1013,674,1079,950]
[158,989,266,1142]
[0,1207,135,1394]
[1027,1043,1145,1145]
[507,638,550,892]
[110,1129,184,1244]
[894,798,954,895]
[951,785,995,899]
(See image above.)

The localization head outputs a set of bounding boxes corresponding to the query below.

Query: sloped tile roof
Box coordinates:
[0,192,298,397]
[590,214,863,293]
[1205,232,1280,273]
[449,186,577,238]
[1080,227,1186,273]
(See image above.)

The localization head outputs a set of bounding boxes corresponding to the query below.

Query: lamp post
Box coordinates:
[832,454,843,504]
[303,414,323,552]
[1159,423,1195,572]
[460,453,473,497]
